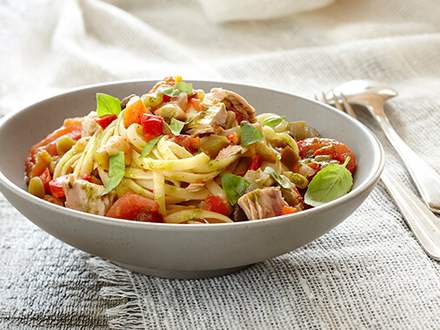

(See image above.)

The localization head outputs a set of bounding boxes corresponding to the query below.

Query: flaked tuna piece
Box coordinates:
[62,175,115,215]
[81,111,99,137]
[238,187,288,220]
[215,145,244,160]
[186,103,229,136]
[281,187,304,211]
[206,88,257,123]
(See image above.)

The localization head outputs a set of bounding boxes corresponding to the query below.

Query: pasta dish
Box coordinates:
[25,76,357,224]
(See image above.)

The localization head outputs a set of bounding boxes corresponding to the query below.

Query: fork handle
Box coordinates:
[376,114,440,214]
[381,172,440,260]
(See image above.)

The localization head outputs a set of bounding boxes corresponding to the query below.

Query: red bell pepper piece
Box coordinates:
[49,177,66,199]
[141,114,164,141]
[96,114,118,129]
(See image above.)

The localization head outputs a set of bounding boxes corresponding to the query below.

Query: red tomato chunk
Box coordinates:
[106,193,162,222]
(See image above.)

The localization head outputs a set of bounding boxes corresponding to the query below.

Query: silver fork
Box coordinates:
[316,91,440,261]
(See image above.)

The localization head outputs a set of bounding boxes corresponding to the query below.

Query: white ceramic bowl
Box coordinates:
[0,80,384,279]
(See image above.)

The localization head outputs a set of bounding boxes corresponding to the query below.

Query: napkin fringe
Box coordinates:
[88,258,146,329]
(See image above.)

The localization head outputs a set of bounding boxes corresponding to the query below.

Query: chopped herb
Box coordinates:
[264,166,293,189]
[96,93,121,117]
[240,122,263,147]
[221,173,250,205]
[141,135,163,158]
[101,151,125,195]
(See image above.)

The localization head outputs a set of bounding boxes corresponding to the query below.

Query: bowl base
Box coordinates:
[112,261,253,279]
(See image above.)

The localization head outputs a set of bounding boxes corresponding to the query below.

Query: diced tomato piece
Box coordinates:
[40,168,52,193]
[227,132,239,144]
[124,98,148,128]
[96,114,118,129]
[203,196,232,216]
[172,135,200,153]
[106,193,160,221]
[46,141,58,156]
[49,178,65,199]
[141,114,164,141]
[249,155,263,170]
[297,137,357,173]
[282,206,298,215]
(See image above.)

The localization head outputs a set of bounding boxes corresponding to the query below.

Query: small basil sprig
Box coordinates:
[264,167,293,189]
[304,157,353,207]
[240,122,263,147]
[141,135,163,158]
[96,93,121,117]
[221,173,250,205]
[101,151,125,195]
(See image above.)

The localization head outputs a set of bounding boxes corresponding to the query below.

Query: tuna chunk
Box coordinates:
[186,103,229,136]
[62,175,115,215]
[215,145,244,160]
[238,187,288,220]
[81,111,99,137]
[207,88,257,123]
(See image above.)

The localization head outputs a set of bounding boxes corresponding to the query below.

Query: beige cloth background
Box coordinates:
[1,0,440,329]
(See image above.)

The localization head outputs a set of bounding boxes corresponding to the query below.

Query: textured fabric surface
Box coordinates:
[1,0,440,329]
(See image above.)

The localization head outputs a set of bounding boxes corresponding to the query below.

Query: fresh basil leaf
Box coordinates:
[221,173,250,205]
[167,118,185,135]
[264,166,293,189]
[96,93,121,117]
[304,160,353,207]
[262,115,285,128]
[101,151,125,195]
[141,135,162,158]
[175,81,193,94]
[240,122,263,147]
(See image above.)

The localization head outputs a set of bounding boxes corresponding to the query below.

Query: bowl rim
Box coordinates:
[0,79,385,232]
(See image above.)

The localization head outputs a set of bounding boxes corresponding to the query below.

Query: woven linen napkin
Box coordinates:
[1,0,440,329]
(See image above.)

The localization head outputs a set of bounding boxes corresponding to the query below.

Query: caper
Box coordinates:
[56,135,76,155]
[141,93,163,108]
[284,171,309,189]
[28,176,45,198]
